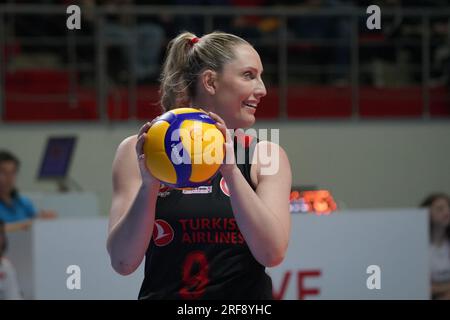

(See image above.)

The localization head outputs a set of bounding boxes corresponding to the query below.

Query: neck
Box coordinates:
[191,98,216,113]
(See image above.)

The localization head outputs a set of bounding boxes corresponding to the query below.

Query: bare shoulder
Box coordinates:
[112,135,141,191]
[117,135,138,153]
[113,135,138,166]
[250,141,291,186]
[256,140,288,156]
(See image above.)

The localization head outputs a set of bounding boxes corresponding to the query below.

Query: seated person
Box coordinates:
[0,219,22,299]
[421,193,450,300]
[0,151,56,231]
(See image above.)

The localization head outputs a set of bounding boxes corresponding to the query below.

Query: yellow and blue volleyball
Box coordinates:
[143,108,225,189]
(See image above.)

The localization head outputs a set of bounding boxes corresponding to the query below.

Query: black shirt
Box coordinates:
[138,135,273,300]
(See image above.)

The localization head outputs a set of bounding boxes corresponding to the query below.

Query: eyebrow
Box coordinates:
[242,66,264,74]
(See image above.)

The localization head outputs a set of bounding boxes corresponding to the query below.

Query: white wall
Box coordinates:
[7,210,430,299]
[1,120,449,215]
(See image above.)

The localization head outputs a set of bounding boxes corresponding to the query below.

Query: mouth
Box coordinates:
[242,102,258,109]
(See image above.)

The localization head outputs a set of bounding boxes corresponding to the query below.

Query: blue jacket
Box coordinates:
[0,194,37,223]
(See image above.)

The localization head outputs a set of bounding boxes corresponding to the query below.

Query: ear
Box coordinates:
[201,69,218,95]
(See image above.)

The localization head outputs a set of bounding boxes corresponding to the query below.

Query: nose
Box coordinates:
[255,78,267,99]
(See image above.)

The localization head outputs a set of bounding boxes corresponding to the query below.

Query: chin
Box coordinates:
[245,117,256,128]
[227,114,255,129]
[237,112,256,128]
[235,117,255,129]
[245,114,256,126]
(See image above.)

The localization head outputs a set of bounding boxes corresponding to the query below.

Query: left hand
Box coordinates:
[38,210,58,220]
[206,111,237,176]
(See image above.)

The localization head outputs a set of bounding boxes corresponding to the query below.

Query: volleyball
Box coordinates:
[143,108,225,189]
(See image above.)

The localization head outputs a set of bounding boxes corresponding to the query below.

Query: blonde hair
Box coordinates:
[159,31,249,112]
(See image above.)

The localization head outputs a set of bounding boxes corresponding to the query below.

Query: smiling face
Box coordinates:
[208,44,267,129]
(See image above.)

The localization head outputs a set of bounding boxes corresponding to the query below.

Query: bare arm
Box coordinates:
[222,141,291,267]
[37,210,58,220]
[107,122,160,275]
[209,112,292,267]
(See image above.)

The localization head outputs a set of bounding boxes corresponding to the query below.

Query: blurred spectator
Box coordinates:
[398,0,449,86]
[428,10,450,86]
[358,0,449,86]
[170,0,272,40]
[0,151,57,231]
[171,0,232,36]
[10,0,67,70]
[227,0,277,63]
[227,0,269,40]
[421,193,450,300]
[285,0,352,85]
[0,220,22,300]
[82,0,165,83]
[357,0,407,86]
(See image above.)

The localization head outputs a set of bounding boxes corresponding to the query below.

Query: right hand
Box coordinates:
[135,117,161,186]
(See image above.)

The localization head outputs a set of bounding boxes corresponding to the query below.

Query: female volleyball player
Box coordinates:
[107,31,292,299]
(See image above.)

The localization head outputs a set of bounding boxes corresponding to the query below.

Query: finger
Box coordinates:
[213,122,227,140]
[208,111,223,123]
[208,112,226,126]
[217,126,232,145]
[224,127,233,144]
[138,122,152,137]
[208,113,233,144]
[152,115,161,124]
[135,133,147,156]
[138,116,160,137]
[210,114,228,139]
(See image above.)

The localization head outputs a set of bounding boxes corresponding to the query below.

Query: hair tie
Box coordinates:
[190,37,200,46]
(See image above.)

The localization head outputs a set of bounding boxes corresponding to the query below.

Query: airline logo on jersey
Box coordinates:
[220,177,230,197]
[153,219,174,247]
[158,184,171,198]
[179,217,245,245]
[182,186,213,195]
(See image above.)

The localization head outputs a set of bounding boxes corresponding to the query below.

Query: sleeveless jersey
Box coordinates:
[138,135,273,300]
